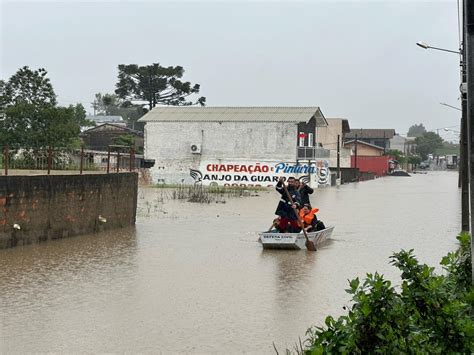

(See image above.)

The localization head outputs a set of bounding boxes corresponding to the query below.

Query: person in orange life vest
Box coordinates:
[299,204,320,232]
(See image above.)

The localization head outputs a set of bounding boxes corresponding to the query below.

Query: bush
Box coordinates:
[297,233,474,354]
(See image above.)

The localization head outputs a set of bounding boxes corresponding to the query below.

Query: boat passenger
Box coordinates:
[297,179,314,206]
[275,176,302,233]
[269,217,282,233]
[299,204,320,232]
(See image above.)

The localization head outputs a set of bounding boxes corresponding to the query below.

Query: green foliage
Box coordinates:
[111,134,141,152]
[300,233,474,354]
[0,67,89,149]
[416,132,444,160]
[1,103,83,149]
[407,123,427,138]
[92,92,121,116]
[385,149,406,164]
[1,66,56,107]
[115,63,206,110]
[92,92,147,131]
[407,155,422,166]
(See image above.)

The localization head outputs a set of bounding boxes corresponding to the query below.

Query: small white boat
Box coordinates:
[258,226,335,250]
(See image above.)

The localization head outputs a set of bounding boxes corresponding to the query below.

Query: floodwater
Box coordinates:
[0,172,461,353]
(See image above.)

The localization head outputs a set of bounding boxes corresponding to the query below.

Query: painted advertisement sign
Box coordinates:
[189,160,331,187]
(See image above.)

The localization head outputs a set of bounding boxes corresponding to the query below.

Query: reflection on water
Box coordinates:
[0,172,461,353]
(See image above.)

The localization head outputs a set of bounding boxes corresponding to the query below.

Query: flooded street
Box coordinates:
[0,172,461,353]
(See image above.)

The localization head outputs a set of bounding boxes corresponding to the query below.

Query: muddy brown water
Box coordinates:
[0,172,461,353]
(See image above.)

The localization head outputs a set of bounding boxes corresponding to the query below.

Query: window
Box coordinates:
[299,132,305,147]
[308,133,314,147]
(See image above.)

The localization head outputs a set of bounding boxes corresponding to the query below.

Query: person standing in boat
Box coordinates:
[275,176,301,233]
[296,179,314,206]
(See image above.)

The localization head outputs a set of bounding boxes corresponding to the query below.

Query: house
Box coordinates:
[318,118,352,168]
[390,134,417,154]
[345,129,396,150]
[85,115,126,127]
[80,123,144,152]
[138,106,331,186]
[344,140,385,157]
[344,140,390,177]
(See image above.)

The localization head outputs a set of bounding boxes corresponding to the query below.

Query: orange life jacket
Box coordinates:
[299,208,319,226]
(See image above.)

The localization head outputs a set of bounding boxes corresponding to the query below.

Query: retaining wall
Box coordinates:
[0,173,138,249]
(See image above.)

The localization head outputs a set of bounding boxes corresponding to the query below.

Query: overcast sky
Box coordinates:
[0,0,462,140]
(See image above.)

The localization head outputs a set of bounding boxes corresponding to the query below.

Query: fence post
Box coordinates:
[80,145,84,175]
[129,147,135,172]
[47,146,52,175]
[116,151,120,173]
[4,145,8,176]
[107,146,111,174]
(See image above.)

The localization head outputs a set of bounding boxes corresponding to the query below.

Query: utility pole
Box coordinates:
[464,0,474,281]
[383,131,386,154]
[337,134,341,180]
[354,134,358,179]
[461,2,470,232]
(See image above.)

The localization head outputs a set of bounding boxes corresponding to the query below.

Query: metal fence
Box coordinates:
[297,147,331,159]
[0,145,141,175]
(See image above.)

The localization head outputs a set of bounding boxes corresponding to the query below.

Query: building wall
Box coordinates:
[0,173,138,249]
[145,121,300,184]
[351,156,390,177]
[82,126,144,152]
[345,143,384,157]
[327,148,352,168]
[318,119,343,149]
[390,135,406,152]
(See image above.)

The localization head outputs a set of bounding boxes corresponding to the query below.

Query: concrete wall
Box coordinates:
[318,118,343,148]
[145,121,299,184]
[0,173,138,249]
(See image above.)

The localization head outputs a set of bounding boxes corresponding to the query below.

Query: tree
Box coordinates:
[1,103,83,149]
[91,93,123,116]
[1,66,56,107]
[91,92,147,131]
[115,63,206,110]
[0,67,91,149]
[407,123,427,138]
[385,149,406,165]
[415,132,444,160]
[408,155,422,168]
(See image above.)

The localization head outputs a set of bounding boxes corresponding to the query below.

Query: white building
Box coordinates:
[390,134,417,154]
[138,106,331,187]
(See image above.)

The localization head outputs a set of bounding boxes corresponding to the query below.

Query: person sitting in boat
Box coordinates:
[275,176,302,233]
[299,204,320,232]
[297,179,314,206]
[269,217,282,233]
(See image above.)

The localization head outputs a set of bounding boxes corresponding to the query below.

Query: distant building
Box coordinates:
[318,118,352,168]
[80,123,144,152]
[85,115,126,126]
[344,140,385,157]
[390,134,417,155]
[138,106,331,186]
[344,140,389,177]
[345,129,395,150]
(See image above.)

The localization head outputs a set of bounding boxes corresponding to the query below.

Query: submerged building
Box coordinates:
[138,106,336,187]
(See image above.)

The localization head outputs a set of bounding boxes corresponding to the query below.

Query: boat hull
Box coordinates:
[259,226,335,250]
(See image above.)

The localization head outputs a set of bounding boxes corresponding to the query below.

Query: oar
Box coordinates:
[282,183,317,251]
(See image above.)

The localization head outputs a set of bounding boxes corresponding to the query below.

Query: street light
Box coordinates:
[440,102,462,111]
[416,41,461,54]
